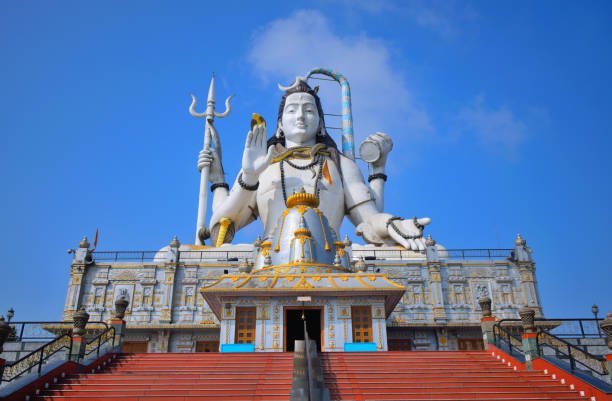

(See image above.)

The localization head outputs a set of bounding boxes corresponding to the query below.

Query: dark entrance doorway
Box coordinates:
[285,308,322,352]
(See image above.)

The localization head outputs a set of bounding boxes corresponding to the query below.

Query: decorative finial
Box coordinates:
[79,236,90,249]
[515,233,526,247]
[72,307,90,336]
[343,234,352,247]
[599,313,612,350]
[253,235,262,249]
[264,252,272,266]
[113,296,129,320]
[333,251,342,266]
[0,315,10,353]
[169,236,181,248]
[478,297,492,318]
[355,257,367,272]
[425,234,436,247]
[238,258,251,273]
[294,215,312,237]
[518,305,536,333]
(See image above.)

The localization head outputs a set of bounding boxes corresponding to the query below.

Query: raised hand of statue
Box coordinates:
[242,123,274,183]
[363,132,393,173]
[387,217,431,251]
[197,148,224,183]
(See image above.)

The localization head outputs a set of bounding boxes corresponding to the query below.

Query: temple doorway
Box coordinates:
[284,307,322,352]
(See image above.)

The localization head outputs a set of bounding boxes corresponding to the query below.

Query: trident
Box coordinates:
[190,74,232,245]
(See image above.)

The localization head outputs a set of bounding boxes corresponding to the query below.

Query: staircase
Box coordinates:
[322,351,590,401]
[33,352,293,400]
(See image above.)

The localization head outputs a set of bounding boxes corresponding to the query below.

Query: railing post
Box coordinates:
[599,313,612,382]
[478,297,496,348]
[68,308,89,362]
[110,297,129,352]
[519,306,540,370]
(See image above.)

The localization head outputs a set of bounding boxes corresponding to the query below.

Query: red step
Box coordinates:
[321,351,589,401]
[33,352,293,401]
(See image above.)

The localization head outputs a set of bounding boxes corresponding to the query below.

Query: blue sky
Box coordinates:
[1,1,610,320]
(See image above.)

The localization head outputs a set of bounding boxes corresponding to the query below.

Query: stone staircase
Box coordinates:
[32,352,293,400]
[27,350,595,401]
[321,351,590,400]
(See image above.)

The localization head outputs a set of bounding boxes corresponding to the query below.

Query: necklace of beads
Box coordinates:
[280,154,325,204]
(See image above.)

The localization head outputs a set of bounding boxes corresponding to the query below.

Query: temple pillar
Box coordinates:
[159,237,180,323]
[68,308,90,362]
[111,297,129,352]
[425,236,446,322]
[512,234,542,316]
[478,296,496,347]
[519,307,540,370]
[63,237,91,321]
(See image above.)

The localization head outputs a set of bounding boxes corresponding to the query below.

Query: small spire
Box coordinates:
[169,236,181,248]
[355,257,367,272]
[425,234,436,247]
[515,233,526,247]
[253,235,262,249]
[333,251,342,266]
[79,236,90,249]
[343,234,352,247]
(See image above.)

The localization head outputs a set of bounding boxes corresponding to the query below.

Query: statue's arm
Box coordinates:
[340,156,430,250]
[209,170,258,231]
[363,132,393,212]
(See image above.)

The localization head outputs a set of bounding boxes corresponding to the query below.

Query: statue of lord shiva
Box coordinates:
[197,76,430,251]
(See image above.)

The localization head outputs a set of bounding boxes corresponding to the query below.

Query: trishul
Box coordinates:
[190,75,232,245]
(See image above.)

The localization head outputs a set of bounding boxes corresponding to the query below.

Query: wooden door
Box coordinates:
[195,341,219,352]
[123,341,148,353]
[458,338,484,350]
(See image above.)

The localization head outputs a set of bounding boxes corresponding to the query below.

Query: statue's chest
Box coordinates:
[259,159,343,198]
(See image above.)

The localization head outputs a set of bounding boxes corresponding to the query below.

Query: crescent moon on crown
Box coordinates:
[277,76,308,92]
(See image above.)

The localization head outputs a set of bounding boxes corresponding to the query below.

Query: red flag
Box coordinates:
[93,228,99,250]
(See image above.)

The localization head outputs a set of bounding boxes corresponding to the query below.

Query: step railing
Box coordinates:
[84,326,116,359]
[493,318,609,379]
[537,330,608,377]
[1,321,112,383]
[492,322,523,358]
[1,333,73,382]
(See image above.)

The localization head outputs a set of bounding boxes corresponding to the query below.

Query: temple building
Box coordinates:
[63,212,540,354]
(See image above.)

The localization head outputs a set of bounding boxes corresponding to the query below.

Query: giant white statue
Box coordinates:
[194,69,430,251]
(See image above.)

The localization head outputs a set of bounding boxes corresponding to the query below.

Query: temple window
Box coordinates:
[235,307,256,344]
[184,287,194,306]
[94,287,103,305]
[143,287,152,305]
[413,286,422,304]
[454,285,464,304]
[351,306,373,343]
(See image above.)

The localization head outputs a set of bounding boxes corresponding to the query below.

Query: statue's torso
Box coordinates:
[257,156,345,237]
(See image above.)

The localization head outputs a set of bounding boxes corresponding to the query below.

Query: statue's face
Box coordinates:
[281,92,320,145]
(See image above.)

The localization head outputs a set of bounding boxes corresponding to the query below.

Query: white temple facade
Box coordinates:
[63,231,540,353]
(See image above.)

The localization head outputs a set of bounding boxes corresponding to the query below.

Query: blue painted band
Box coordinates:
[220,343,255,353]
[344,342,377,352]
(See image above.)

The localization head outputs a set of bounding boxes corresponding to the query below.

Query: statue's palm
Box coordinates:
[242,124,274,179]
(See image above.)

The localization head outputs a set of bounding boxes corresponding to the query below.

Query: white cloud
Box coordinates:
[458,95,527,154]
[247,10,433,148]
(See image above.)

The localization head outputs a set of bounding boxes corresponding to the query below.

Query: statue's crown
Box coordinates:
[286,187,319,208]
